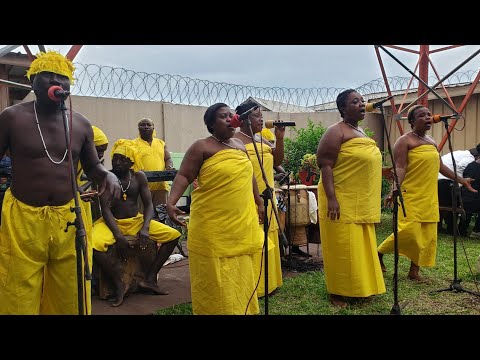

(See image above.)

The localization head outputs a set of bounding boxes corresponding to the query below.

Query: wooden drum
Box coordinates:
[97,235,157,300]
[281,184,310,246]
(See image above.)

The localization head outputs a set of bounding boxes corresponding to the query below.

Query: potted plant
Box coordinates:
[298,153,319,186]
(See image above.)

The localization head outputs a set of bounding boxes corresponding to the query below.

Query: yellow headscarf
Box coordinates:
[92,126,108,146]
[26,50,76,85]
[111,139,143,171]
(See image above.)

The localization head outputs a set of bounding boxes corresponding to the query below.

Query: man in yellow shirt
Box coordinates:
[132,118,173,207]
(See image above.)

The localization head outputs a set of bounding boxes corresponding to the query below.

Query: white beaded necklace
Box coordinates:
[211,135,237,150]
[33,101,68,165]
[343,120,367,137]
[412,131,436,147]
[119,172,132,201]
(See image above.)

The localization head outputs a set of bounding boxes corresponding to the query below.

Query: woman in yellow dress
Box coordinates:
[378,105,476,281]
[316,89,386,308]
[166,103,265,315]
[233,101,285,297]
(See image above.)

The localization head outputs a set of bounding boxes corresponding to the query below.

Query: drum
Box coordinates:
[97,235,157,300]
[289,225,308,246]
[305,185,321,244]
[280,184,310,227]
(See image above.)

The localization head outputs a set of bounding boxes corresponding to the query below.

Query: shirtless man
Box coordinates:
[0,50,121,314]
[92,139,180,307]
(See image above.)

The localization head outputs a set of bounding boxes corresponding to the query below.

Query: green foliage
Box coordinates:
[283,120,327,184]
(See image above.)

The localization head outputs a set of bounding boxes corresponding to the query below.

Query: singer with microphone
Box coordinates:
[378,105,476,282]
[0,50,121,315]
[316,89,386,308]
[166,103,264,315]
[233,101,285,298]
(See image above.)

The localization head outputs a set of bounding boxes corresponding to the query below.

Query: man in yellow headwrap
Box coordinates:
[133,118,173,207]
[378,105,476,281]
[0,50,121,315]
[92,139,180,307]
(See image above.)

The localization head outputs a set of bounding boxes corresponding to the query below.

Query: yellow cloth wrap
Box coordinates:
[187,149,263,315]
[133,137,169,191]
[188,149,264,257]
[378,144,440,266]
[318,138,382,223]
[261,128,275,141]
[317,137,385,297]
[111,139,143,170]
[92,126,108,146]
[26,50,76,85]
[252,229,283,297]
[0,189,93,314]
[92,213,180,252]
[245,143,283,296]
[320,219,386,297]
[189,251,260,315]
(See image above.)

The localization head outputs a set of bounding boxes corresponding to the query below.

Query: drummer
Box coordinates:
[92,139,180,307]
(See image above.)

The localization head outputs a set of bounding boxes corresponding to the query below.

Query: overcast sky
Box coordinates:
[8,45,480,89]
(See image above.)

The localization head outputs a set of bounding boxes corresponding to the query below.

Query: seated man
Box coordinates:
[92,139,181,307]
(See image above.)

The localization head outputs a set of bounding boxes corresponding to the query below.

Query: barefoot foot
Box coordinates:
[138,280,169,295]
[329,294,347,308]
[111,285,128,307]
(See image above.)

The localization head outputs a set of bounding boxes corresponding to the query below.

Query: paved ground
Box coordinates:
[92,242,322,315]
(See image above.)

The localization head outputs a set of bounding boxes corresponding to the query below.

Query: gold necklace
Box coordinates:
[119,172,132,201]
[33,101,68,164]
[412,131,436,147]
[343,120,367,137]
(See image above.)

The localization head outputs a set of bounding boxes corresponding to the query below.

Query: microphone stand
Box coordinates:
[433,117,480,297]
[244,120,287,315]
[60,99,91,315]
[380,105,407,315]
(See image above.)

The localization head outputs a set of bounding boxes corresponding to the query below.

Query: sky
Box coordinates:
[9,45,480,90]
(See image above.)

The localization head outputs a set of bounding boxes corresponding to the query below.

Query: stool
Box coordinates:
[97,235,157,300]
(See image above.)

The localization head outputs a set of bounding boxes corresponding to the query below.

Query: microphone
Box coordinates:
[265,120,296,129]
[48,85,70,102]
[365,95,394,112]
[393,113,459,123]
[230,106,259,128]
[431,114,459,123]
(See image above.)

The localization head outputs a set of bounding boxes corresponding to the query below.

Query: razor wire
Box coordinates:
[71,63,480,112]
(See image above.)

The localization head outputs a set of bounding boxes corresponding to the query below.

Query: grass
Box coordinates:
[155,213,480,315]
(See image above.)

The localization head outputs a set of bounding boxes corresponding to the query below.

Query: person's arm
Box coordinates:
[392,137,409,189]
[272,126,285,167]
[80,120,121,200]
[440,157,477,193]
[0,106,13,160]
[99,195,131,260]
[164,143,173,169]
[166,141,204,225]
[137,171,154,248]
[316,125,343,220]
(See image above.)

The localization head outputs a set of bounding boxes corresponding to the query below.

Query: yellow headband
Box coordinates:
[92,126,108,146]
[26,50,76,85]
[111,139,142,171]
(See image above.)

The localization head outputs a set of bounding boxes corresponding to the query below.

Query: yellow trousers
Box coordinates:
[0,189,92,315]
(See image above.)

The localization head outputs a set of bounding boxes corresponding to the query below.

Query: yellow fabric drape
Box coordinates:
[187,149,263,315]
[261,128,275,142]
[378,144,440,266]
[92,213,180,252]
[318,137,382,223]
[245,142,283,296]
[132,137,169,191]
[0,189,92,314]
[188,149,264,258]
[317,137,385,297]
